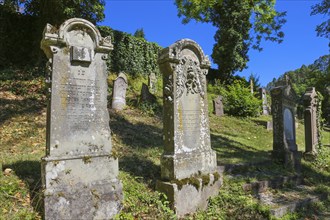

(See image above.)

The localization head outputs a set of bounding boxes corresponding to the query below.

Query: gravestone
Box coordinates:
[259,88,269,115]
[156,39,222,217]
[326,86,330,126]
[41,18,122,219]
[303,87,318,154]
[140,83,156,103]
[213,95,224,116]
[267,121,273,131]
[112,72,128,110]
[148,72,157,94]
[270,85,301,170]
[250,79,254,94]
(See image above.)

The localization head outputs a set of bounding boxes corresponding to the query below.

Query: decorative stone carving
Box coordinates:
[156,39,222,217]
[40,18,122,219]
[213,96,224,116]
[270,85,301,171]
[259,88,269,115]
[303,87,319,154]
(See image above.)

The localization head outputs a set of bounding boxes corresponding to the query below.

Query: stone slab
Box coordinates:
[243,175,303,193]
[269,193,327,218]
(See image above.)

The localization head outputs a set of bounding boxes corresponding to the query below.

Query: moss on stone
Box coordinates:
[213,171,220,183]
[171,173,219,191]
[201,174,210,188]
[82,156,92,164]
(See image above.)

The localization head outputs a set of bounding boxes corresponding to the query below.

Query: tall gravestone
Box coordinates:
[140,83,157,103]
[326,86,330,126]
[213,95,224,116]
[112,72,128,110]
[259,88,269,115]
[157,39,222,217]
[41,18,122,219]
[148,72,157,94]
[270,85,301,170]
[303,87,318,154]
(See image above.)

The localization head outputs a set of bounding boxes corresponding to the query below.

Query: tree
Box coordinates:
[266,55,330,118]
[248,73,261,91]
[134,28,146,39]
[0,0,106,67]
[175,0,286,82]
[311,0,330,40]
[24,0,105,27]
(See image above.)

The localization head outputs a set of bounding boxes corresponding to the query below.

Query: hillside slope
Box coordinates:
[0,71,329,219]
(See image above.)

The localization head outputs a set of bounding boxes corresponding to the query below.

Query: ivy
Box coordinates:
[98,26,162,77]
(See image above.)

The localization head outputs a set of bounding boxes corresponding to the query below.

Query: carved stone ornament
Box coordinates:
[157,39,221,217]
[40,18,121,220]
[175,56,205,98]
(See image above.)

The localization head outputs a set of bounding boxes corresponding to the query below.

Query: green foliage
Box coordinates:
[24,0,105,26]
[221,80,262,117]
[0,8,39,68]
[194,177,271,219]
[1,68,330,219]
[266,55,330,119]
[175,0,286,81]
[115,173,175,219]
[248,73,261,92]
[0,0,105,68]
[99,26,162,77]
[133,28,146,39]
[137,102,160,116]
[311,0,330,40]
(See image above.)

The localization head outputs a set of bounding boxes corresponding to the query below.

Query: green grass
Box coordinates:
[1,70,330,219]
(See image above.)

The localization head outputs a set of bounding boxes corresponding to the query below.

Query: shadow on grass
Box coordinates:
[0,97,45,126]
[211,133,270,165]
[252,119,270,129]
[4,160,43,216]
[302,163,330,188]
[119,154,161,189]
[110,110,163,149]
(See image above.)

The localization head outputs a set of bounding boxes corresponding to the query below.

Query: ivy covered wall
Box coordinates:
[99,26,162,76]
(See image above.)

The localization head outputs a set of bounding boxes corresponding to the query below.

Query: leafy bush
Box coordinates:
[222,80,261,117]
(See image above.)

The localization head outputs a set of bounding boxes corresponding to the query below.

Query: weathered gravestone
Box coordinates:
[326,86,330,126]
[112,72,128,110]
[157,39,222,217]
[259,88,269,115]
[140,83,157,103]
[213,95,224,116]
[303,87,319,154]
[267,121,273,131]
[270,85,301,171]
[41,18,122,219]
[148,72,157,94]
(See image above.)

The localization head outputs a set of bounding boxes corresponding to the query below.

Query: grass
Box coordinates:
[0,69,330,219]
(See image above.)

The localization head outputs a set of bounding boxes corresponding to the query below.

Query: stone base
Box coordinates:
[156,170,222,217]
[160,150,217,180]
[303,151,317,161]
[42,155,122,219]
[272,150,302,173]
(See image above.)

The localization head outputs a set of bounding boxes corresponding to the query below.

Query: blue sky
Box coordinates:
[99,0,329,86]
